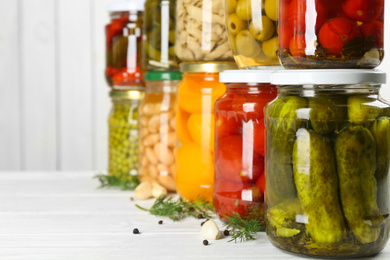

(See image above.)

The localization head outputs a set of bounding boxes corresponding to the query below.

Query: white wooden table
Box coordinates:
[1,172,389,260]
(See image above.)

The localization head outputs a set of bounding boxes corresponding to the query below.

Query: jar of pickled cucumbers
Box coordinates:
[265,70,389,257]
[139,71,182,191]
[279,0,384,69]
[142,0,179,71]
[175,0,234,62]
[175,62,237,202]
[105,0,145,88]
[108,89,144,189]
[214,70,277,223]
[225,0,281,68]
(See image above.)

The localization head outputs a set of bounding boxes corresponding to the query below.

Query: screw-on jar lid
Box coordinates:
[145,71,182,81]
[270,69,386,85]
[109,89,144,100]
[220,70,277,83]
[107,0,145,12]
[180,62,238,73]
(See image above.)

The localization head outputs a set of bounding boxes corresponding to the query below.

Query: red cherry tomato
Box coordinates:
[279,25,294,50]
[342,0,383,23]
[360,20,384,47]
[215,96,243,139]
[242,119,266,156]
[215,135,264,183]
[289,34,306,57]
[287,0,328,33]
[255,172,265,195]
[318,17,361,55]
[105,16,128,50]
[111,67,143,85]
[232,92,276,122]
[326,0,346,18]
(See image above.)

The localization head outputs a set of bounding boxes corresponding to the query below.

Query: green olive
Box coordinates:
[236,30,262,57]
[262,36,279,59]
[236,0,252,21]
[249,15,275,41]
[264,0,279,21]
[227,13,247,36]
[225,0,238,14]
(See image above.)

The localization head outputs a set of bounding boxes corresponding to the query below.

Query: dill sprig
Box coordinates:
[223,215,262,243]
[136,194,215,221]
[94,173,139,190]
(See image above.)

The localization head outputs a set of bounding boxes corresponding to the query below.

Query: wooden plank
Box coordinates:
[57,0,93,170]
[19,0,57,170]
[0,0,21,170]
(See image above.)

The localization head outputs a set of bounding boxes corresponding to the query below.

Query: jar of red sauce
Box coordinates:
[279,0,384,69]
[105,0,145,88]
[214,70,277,223]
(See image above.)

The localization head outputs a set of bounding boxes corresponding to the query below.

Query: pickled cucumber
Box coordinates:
[267,198,304,238]
[266,96,308,205]
[370,118,390,215]
[335,125,381,244]
[293,129,346,244]
[309,95,346,135]
[348,95,382,125]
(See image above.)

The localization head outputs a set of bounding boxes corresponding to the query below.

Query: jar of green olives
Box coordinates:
[265,70,389,258]
[225,0,281,68]
[139,71,182,191]
[175,0,234,62]
[142,0,179,71]
[106,0,145,88]
[108,89,145,189]
[279,0,384,69]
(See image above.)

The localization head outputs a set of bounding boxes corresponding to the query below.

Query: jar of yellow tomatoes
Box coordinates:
[108,89,145,189]
[175,62,237,202]
[139,71,182,191]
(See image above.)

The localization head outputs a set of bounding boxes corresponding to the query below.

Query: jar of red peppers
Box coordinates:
[142,0,179,71]
[106,0,145,88]
[214,70,277,223]
[175,62,237,202]
[279,0,384,69]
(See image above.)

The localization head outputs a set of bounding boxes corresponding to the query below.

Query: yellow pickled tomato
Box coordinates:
[236,0,252,21]
[236,30,262,57]
[225,0,238,14]
[264,0,279,22]
[262,36,279,58]
[227,13,247,36]
[249,15,275,41]
[176,142,214,202]
[187,113,215,152]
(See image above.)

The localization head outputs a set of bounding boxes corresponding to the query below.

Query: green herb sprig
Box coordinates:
[223,215,263,243]
[94,173,139,190]
[136,194,214,221]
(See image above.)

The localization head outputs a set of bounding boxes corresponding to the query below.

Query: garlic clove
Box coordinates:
[200,219,222,240]
[151,182,168,198]
[134,181,153,200]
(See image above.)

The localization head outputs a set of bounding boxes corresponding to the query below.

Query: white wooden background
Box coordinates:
[1,0,390,171]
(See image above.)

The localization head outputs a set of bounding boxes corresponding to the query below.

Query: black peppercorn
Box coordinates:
[158,220,163,225]
[133,228,140,234]
[197,213,204,219]
[203,239,209,246]
[224,229,230,236]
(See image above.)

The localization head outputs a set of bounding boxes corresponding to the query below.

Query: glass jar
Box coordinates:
[105,0,145,88]
[142,0,179,71]
[279,0,384,69]
[225,0,281,69]
[175,0,234,62]
[265,70,389,258]
[139,71,182,191]
[214,70,277,224]
[108,89,145,189]
[175,62,237,202]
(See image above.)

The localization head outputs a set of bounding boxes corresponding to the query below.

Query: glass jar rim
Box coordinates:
[107,0,145,12]
[220,70,276,84]
[180,62,237,73]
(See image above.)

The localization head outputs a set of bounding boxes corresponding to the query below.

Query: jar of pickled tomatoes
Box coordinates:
[279,0,384,69]
[214,70,277,223]
[175,62,237,202]
[108,89,145,189]
[139,71,182,191]
[105,0,145,88]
